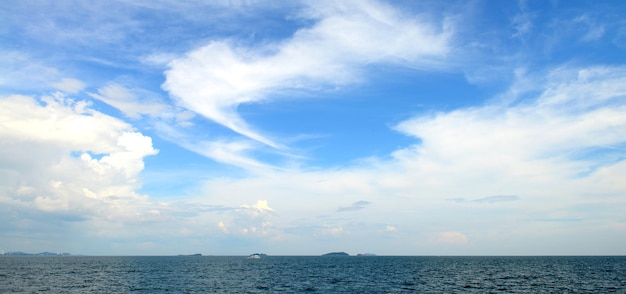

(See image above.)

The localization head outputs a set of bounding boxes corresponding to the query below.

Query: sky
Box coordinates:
[1,0,626,256]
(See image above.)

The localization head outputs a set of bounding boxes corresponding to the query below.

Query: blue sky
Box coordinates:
[1,0,626,255]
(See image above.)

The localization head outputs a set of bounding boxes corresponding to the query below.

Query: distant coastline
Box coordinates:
[1,251,71,256]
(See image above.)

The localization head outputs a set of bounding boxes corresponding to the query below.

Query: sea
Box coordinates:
[1,256,625,293]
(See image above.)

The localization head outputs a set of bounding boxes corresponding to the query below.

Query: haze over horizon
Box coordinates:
[1,0,626,256]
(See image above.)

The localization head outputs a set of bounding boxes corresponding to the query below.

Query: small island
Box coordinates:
[322,252,350,257]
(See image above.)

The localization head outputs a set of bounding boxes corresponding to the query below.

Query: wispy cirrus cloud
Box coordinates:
[89,83,167,119]
[51,78,86,94]
[163,0,452,150]
[0,51,60,93]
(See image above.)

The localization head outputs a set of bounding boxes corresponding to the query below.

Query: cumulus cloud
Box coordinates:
[216,200,276,237]
[0,93,158,239]
[163,0,451,148]
[241,199,275,214]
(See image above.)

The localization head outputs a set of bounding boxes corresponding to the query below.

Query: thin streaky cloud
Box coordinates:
[162,0,451,149]
[338,200,372,212]
[448,195,520,204]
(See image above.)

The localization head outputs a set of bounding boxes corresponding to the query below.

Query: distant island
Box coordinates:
[357,253,377,256]
[2,251,71,256]
[177,253,202,256]
[322,252,350,257]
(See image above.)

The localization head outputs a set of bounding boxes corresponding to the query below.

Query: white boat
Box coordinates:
[247,253,263,259]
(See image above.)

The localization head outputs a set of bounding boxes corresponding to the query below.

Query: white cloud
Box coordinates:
[572,15,606,42]
[214,200,276,238]
[6,63,623,254]
[4,1,626,255]
[140,53,179,67]
[51,78,86,94]
[152,118,278,172]
[163,0,451,149]
[189,65,626,254]
[318,226,346,237]
[0,51,60,92]
[394,66,626,176]
[385,225,397,232]
[451,195,520,204]
[18,1,138,46]
[182,138,274,172]
[0,93,158,240]
[89,83,167,119]
[433,231,469,245]
[338,200,371,212]
[246,200,274,212]
[217,221,229,234]
[1,93,129,152]
[511,1,533,39]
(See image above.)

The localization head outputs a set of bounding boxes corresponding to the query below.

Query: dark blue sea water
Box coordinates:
[1,256,625,293]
